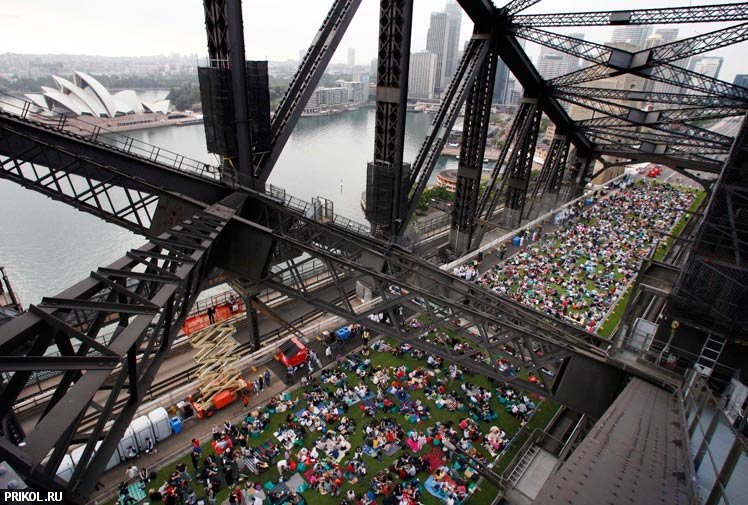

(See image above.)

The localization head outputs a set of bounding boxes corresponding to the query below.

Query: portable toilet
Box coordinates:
[55,454,75,482]
[117,426,138,460]
[72,441,119,472]
[147,407,172,442]
[130,415,156,451]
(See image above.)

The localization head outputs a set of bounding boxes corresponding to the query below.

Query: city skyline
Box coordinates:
[1,0,746,83]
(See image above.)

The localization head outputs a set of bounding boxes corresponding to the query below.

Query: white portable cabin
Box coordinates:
[71,441,120,472]
[55,454,75,482]
[147,407,172,442]
[117,425,138,460]
[130,415,156,451]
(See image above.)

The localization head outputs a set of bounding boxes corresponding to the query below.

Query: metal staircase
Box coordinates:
[696,332,726,376]
[508,444,539,487]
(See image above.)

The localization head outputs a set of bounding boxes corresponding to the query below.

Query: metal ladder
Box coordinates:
[696,332,726,376]
[508,444,539,486]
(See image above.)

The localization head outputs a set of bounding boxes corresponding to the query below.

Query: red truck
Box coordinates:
[275,337,309,368]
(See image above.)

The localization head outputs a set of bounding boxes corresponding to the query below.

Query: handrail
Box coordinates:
[0,90,376,239]
[0,90,221,182]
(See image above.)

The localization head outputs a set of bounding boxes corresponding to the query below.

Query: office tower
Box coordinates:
[645,29,681,94]
[735,74,748,88]
[426,12,448,93]
[688,55,724,79]
[443,1,462,81]
[537,33,585,80]
[426,2,462,96]
[493,59,510,104]
[370,58,377,82]
[408,51,438,100]
[611,25,653,49]
[646,28,679,48]
[348,48,355,67]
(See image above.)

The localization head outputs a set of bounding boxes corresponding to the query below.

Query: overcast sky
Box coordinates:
[1,0,746,81]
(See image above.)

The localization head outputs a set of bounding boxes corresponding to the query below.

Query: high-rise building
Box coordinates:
[537,33,584,80]
[493,59,510,104]
[426,2,462,96]
[370,58,377,82]
[408,51,438,100]
[645,29,681,94]
[688,55,724,79]
[735,74,748,88]
[348,48,355,67]
[646,28,679,48]
[611,25,653,49]
[443,1,462,81]
[426,12,448,93]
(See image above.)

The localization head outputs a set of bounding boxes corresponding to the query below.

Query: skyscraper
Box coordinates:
[426,2,462,96]
[735,74,748,88]
[611,25,653,49]
[537,33,584,80]
[426,12,448,93]
[688,55,724,79]
[408,51,438,100]
[443,2,462,81]
[493,59,510,104]
[645,29,681,94]
[348,48,355,67]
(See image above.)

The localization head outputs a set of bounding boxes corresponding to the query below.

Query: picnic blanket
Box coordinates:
[343,394,361,406]
[425,475,448,500]
[358,397,379,414]
[222,489,266,505]
[425,474,458,501]
[388,388,411,402]
[122,483,146,503]
[286,472,308,493]
[273,429,299,450]
[421,447,447,472]
[362,445,379,457]
[382,443,400,457]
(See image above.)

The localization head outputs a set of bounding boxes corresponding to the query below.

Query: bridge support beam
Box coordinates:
[246,295,261,351]
[365,0,414,239]
[526,134,570,217]
[449,31,499,256]
[504,97,542,229]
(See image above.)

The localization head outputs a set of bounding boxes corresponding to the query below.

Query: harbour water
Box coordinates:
[0,107,459,305]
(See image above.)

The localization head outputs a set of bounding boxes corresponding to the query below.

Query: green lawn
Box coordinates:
[597,187,706,338]
[108,340,558,505]
[653,189,706,262]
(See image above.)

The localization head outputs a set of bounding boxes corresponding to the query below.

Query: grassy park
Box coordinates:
[110,338,559,505]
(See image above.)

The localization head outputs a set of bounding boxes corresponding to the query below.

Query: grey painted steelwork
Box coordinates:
[450,30,499,255]
[2,1,748,500]
[0,193,245,502]
[366,0,413,238]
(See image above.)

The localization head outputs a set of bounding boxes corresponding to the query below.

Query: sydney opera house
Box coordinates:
[26,71,170,118]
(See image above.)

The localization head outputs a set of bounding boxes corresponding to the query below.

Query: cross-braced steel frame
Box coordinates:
[2,1,748,500]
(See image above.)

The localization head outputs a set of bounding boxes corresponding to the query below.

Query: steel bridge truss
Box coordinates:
[450,30,499,255]
[242,191,612,402]
[0,193,245,501]
[365,0,413,238]
[4,0,748,500]
[671,113,748,338]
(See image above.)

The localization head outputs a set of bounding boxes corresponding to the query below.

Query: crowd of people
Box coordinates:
[472,182,696,331]
[123,330,546,505]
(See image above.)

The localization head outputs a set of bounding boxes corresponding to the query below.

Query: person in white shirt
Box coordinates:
[126,463,138,482]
